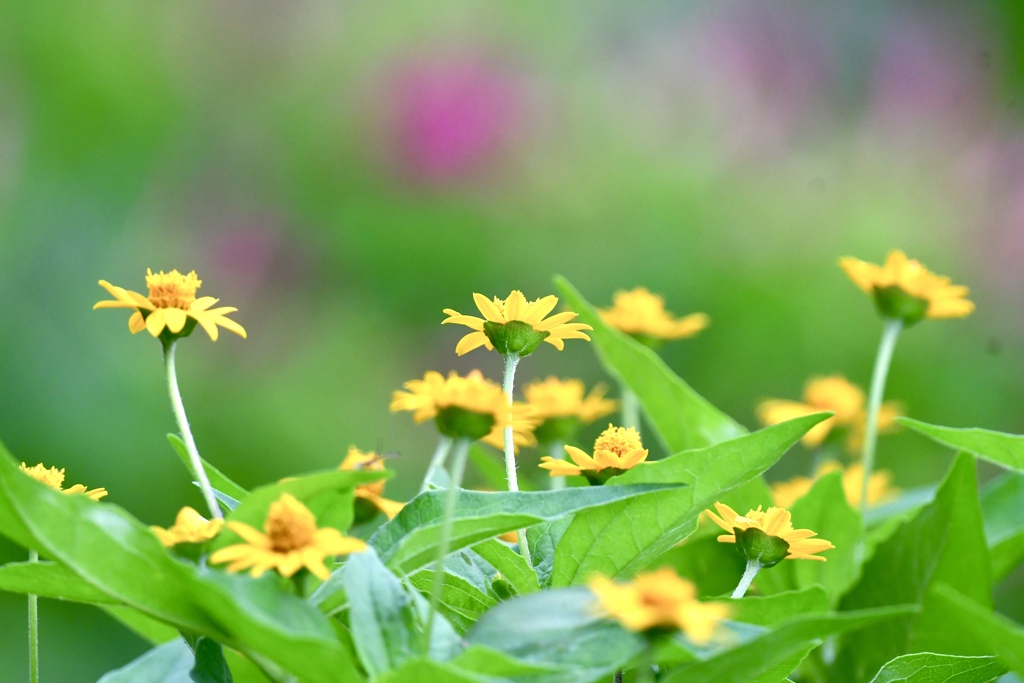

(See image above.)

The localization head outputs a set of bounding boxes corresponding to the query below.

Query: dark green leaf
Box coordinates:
[981,472,1024,582]
[0,559,118,603]
[555,275,746,452]
[931,584,1024,676]
[186,634,234,683]
[898,418,1024,473]
[869,652,1006,682]
[97,639,194,683]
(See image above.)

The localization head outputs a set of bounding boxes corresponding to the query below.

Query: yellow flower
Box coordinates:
[539,425,648,483]
[600,287,709,344]
[340,447,404,520]
[390,370,538,445]
[756,375,902,451]
[442,291,592,356]
[94,269,247,341]
[20,462,107,501]
[523,377,618,444]
[151,507,224,547]
[588,568,729,641]
[209,493,366,580]
[705,502,834,562]
[839,250,974,323]
[772,462,899,509]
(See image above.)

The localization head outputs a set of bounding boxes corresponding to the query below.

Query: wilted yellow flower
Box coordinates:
[756,375,902,451]
[151,507,223,547]
[210,494,366,580]
[94,269,246,341]
[340,447,404,520]
[442,291,592,357]
[588,568,729,641]
[540,425,648,483]
[20,462,107,501]
[600,287,709,344]
[390,370,538,446]
[523,377,617,443]
[772,462,899,509]
[705,502,834,563]
[839,250,974,324]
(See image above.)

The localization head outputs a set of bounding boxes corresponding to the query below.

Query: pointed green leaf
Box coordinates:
[167,434,249,502]
[97,639,194,683]
[869,652,1006,682]
[184,634,234,683]
[981,472,1024,582]
[555,275,745,451]
[471,538,540,595]
[0,559,118,603]
[898,418,1024,473]
[931,584,1024,676]
[725,587,830,626]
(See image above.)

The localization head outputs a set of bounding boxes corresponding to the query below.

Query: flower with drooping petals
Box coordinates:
[839,250,974,325]
[209,494,366,579]
[442,291,592,357]
[772,461,899,509]
[340,447,404,520]
[600,287,709,347]
[540,424,648,484]
[705,502,834,564]
[94,269,247,341]
[523,377,617,444]
[151,507,224,547]
[588,568,729,641]
[20,462,107,501]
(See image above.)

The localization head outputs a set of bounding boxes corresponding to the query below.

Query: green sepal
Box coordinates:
[582,468,626,486]
[483,320,549,357]
[144,308,198,345]
[534,417,583,444]
[734,527,790,568]
[872,285,928,326]
[435,406,496,441]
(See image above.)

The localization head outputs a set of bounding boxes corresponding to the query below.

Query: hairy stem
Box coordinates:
[620,386,640,433]
[420,435,452,492]
[28,550,38,683]
[547,440,566,491]
[859,319,902,516]
[732,559,762,599]
[501,353,531,564]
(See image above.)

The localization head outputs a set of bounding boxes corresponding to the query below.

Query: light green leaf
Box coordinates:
[167,434,249,503]
[551,415,828,585]
[869,652,1006,683]
[980,472,1024,582]
[836,453,992,682]
[375,660,483,683]
[898,418,1024,473]
[555,275,746,452]
[931,584,1024,676]
[104,605,181,644]
[0,559,118,603]
[408,568,496,632]
[97,639,193,683]
[726,587,830,626]
[471,538,540,595]
[370,484,682,574]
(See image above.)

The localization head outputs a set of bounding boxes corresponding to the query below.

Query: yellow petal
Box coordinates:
[473,293,505,322]
[145,310,167,337]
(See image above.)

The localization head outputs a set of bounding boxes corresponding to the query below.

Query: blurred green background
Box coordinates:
[3,1,1024,678]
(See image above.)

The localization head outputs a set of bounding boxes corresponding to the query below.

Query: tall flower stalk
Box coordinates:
[858,319,902,515]
[28,549,38,683]
[500,354,531,562]
[420,435,452,492]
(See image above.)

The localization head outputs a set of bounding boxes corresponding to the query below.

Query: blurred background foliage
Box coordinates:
[3,0,1024,677]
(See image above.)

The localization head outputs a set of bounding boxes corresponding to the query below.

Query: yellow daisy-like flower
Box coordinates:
[20,462,107,501]
[705,502,834,563]
[600,287,709,344]
[151,506,224,547]
[94,269,247,341]
[756,375,902,451]
[390,370,538,446]
[209,493,366,580]
[524,377,618,444]
[539,424,648,484]
[839,249,974,324]
[442,291,592,357]
[340,447,404,520]
[772,461,900,509]
[588,568,729,641]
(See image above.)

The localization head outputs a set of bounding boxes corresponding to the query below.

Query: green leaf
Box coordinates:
[835,453,992,682]
[97,639,194,683]
[408,568,496,632]
[755,471,862,604]
[981,472,1024,582]
[725,587,830,626]
[931,583,1024,676]
[167,434,249,502]
[375,660,483,683]
[869,652,1006,682]
[0,559,118,603]
[369,484,682,574]
[662,606,916,683]
[652,533,746,598]
[555,275,746,452]
[898,418,1024,473]
[471,538,540,595]
[550,415,828,585]
[184,633,234,683]
[103,605,182,644]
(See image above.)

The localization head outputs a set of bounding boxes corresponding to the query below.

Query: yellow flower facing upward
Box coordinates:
[94,269,247,341]
[756,375,902,451]
[588,568,729,641]
[772,461,900,509]
[540,424,649,484]
[340,447,404,520]
[443,291,592,357]
[524,377,618,443]
[705,502,834,564]
[20,462,107,501]
[209,493,366,580]
[390,370,538,446]
[600,287,709,346]
[151,507,224,547]
[839,250,974,324]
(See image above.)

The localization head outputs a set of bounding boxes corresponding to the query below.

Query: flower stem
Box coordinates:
[620,386,640,433]
[501,353,531,564]
[424,437,470,653]
[28,550,38,683]
[731,559,762,599]
[547,441,566,491]
[163,340,223,520]
[420,435,453,493]
[859,319,902,517]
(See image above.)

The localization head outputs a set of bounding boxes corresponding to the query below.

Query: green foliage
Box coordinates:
[869,652,1006,682]
[931,584,1024,676]
[167,434,249,504]
[980,472,1024,582]
[0,559,117,603]
[898,418,1024,472]
[96,639,194,683]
